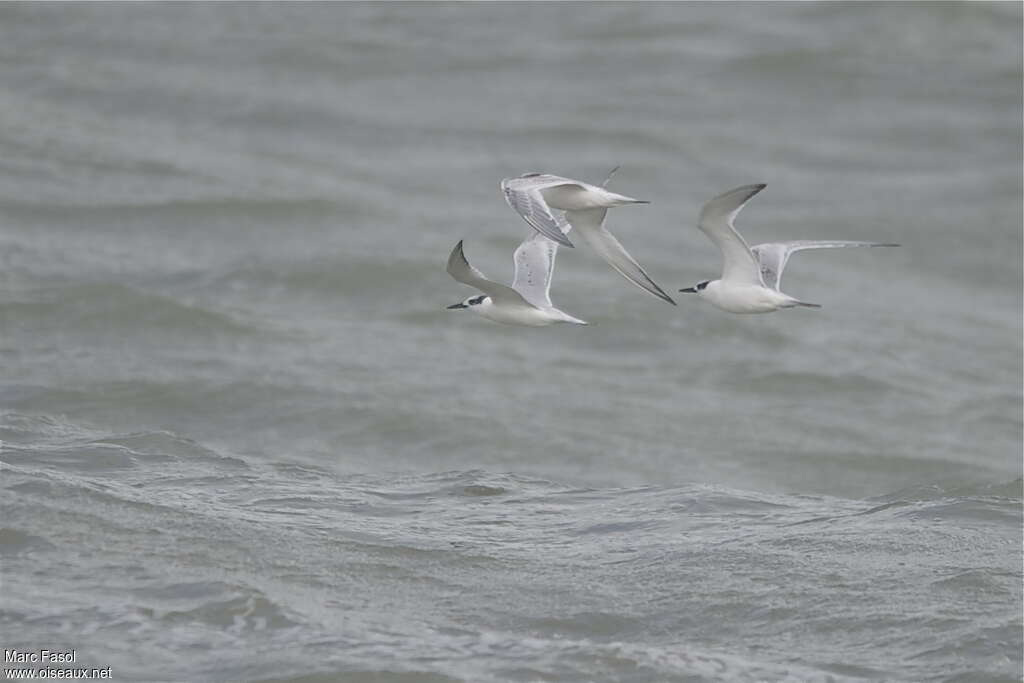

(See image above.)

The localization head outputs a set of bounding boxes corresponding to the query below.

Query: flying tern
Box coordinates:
[445,235,587,327]
[679,184,898,313]
[501,170,675,305]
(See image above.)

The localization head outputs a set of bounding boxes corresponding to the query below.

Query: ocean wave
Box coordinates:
[2,414,1020,682]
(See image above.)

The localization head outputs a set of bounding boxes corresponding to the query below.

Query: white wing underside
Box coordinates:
[751,240,899,291]
[501,174,580,248]
[446,241,534,308]
[511,230,561,309]
[564,207,675,305]
[698,184,767,287]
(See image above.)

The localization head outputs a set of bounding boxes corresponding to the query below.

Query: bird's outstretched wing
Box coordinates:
[751,240,900,291]
[511,231,560,309]
[500,174,579,248]
[446,241,534,307]
[698,184,767,287]
[565,208,676,305]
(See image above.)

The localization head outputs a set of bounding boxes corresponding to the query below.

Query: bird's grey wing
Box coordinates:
[698,184,766,287]
[511,231,559,308]
[505,173,576,188]
[446,241,534,307]
[748,242,789,291]
[750,240,900,291]
[501,175,576,248]
[565,208,676,305]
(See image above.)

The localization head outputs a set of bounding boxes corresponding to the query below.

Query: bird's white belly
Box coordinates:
[479,305,557,326]
[540,185,603,211]
[706,284,791,314]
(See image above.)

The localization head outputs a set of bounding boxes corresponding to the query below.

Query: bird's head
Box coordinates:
[679,280,711,295]
[446,294,489,311]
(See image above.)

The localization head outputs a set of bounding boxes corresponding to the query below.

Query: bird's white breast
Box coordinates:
[539,184,602,211]
[701,281,793,314]
[474,302,559,326]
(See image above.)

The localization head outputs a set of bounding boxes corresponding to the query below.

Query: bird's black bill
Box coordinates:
[679,287,697,293]
[446,303,467,309]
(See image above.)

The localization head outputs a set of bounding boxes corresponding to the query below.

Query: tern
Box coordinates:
[679,184,898,313]
[501,170,675,305]
[445,234,587,326]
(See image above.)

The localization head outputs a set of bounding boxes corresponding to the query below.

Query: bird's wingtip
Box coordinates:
[738,183,767,199]
[448,239,468,266]
[546,229,575,248]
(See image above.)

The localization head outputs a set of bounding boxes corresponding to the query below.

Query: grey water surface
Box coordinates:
[0,3,1021,682]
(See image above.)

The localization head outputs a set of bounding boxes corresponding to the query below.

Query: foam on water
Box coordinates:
[2,414,1021,681]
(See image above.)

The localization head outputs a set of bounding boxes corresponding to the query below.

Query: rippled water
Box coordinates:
[1,3,1021,682]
